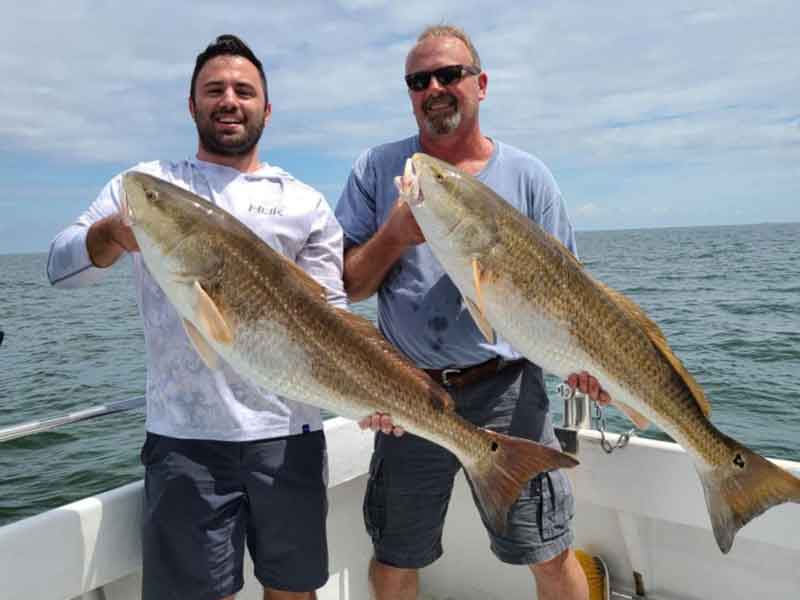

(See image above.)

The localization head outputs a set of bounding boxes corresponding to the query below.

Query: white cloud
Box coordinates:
[0,0,798,246]
[3,1,798,168]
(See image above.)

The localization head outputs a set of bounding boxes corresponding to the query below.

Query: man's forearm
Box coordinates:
[86,216,127,268]
[343,227,411,302]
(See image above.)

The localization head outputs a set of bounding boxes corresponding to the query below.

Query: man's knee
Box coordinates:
[369,558,419,597]
[530,547,572,580]
[263,587,316,600]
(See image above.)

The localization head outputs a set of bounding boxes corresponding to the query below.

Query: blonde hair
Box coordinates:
[416,24,482,70]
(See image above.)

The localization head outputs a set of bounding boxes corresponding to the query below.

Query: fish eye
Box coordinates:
[435,173,445,183]
[145,190,159,202]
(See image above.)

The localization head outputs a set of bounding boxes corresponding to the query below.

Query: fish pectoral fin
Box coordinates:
[471,257,487,314]
[193,281,234,344]
[182,319,220,370]
[466,257,496,343]
[613,401,651,430]
[464,296,496,344]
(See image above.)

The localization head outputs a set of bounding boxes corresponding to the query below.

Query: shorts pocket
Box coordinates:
[538,470,575,541]
[363,456,386,542]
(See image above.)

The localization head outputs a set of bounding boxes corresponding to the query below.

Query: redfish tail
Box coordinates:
[699,443,800,554]
[463,429,578,534]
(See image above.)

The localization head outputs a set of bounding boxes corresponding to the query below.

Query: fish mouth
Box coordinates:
[402,158,423,206]
[120,176,140,227]
[120,187,134,226]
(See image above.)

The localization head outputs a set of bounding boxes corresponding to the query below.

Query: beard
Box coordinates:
[195,109,265,157]
[422,93,462,136]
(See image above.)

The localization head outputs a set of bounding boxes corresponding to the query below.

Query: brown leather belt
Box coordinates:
[424,357,525,389]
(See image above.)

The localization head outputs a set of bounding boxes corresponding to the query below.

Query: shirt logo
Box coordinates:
[249,203,284,216]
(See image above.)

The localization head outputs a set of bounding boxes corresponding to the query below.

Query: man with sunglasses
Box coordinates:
[336,25,605,600]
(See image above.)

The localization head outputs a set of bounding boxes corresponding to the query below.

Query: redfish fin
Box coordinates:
[464,297,496,344]
[464,430,578,534]
[596,279,711,418]
[699,443,800,553]
[467,258,496,344]
[614,401,651,430]
[333,307,456,410]
[193,281,233,344]
[183,318,220,370]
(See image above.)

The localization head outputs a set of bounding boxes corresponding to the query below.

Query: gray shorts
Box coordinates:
[140,431,328,600]
[363,362,574,568]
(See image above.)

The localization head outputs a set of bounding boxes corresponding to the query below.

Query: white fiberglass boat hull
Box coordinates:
[1,419,798,600]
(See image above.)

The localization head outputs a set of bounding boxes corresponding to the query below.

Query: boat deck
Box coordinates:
[1,418,798,600]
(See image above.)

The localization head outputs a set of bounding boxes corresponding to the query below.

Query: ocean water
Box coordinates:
[1,222,798,525]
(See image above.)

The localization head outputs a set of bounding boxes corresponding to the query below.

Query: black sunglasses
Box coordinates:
[405,64,481,92]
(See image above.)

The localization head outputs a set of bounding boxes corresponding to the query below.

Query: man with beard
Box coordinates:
[47,35,341,600]
[336,25,608,600]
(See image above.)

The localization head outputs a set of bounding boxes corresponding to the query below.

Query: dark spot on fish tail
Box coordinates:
[733,453,745,469]
[411,302,419,312]
[428,316,449,332]
[491,441,498,452]
[432,343,442,352]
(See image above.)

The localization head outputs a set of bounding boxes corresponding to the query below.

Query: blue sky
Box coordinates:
[1,1,798,254]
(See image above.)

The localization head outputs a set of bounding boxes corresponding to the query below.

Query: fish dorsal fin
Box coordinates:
[193,281,234,345]
[614,401,651,430]
[281,256,327,302]
[333,307,455,413]
[333,308,427,373]
[183,318,221,370]
[596,280,711,417]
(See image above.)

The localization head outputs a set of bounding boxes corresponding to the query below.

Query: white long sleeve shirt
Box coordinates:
[47,158,346,441]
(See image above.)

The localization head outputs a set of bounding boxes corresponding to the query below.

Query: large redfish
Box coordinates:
[404,152,800,553]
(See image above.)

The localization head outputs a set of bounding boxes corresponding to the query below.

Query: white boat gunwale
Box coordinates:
[1,417,798,600]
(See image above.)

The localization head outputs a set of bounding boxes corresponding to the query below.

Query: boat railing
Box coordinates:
[555,383,639,456]
[2,388,611,446]
[0,396,146,444]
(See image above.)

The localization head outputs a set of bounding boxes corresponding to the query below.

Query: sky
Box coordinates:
[1,0,798,254]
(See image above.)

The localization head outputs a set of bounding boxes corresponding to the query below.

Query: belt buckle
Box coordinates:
[440,368,461,387]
